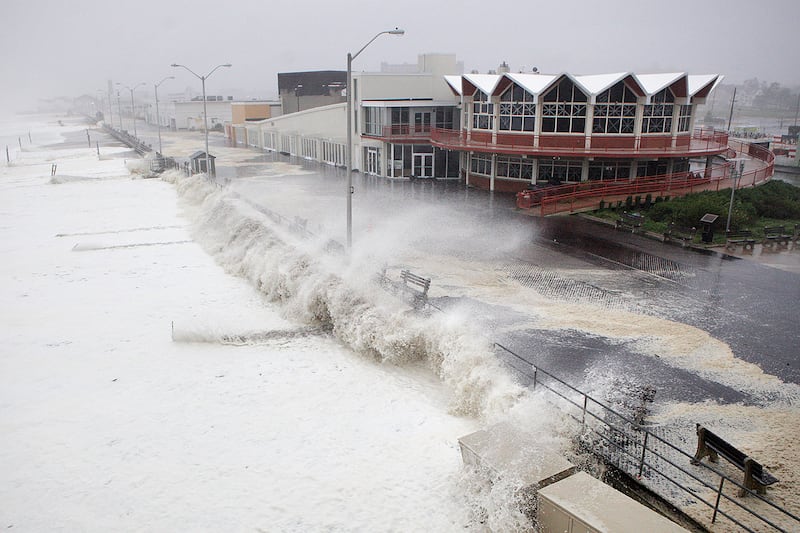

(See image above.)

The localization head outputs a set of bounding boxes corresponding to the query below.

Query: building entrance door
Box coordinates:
[366,147,380,175]
[414,111,431,134]
[413,153,433,178]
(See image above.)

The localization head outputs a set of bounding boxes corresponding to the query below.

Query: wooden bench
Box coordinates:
[400,269,431,310]
[725,230,756,251]
[663,223,696,247]
[762,225,791,248]
[615,212,644,233]
[691,424,778,496]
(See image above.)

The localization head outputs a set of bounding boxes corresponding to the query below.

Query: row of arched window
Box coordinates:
[470,78,691,135]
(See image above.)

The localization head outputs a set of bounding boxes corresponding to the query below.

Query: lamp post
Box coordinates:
[154,76,174,155]
[346,28,404,249]
[171,62,232,178]
[116,90,123,131]
[294,84,303,113]
[120,83,145,138]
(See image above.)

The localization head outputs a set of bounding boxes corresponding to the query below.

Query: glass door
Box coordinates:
[413,153,433,178]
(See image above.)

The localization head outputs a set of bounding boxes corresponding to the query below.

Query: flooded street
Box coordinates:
[206,140,799,406]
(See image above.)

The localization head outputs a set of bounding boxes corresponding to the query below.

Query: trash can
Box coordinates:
[699,213,719,244]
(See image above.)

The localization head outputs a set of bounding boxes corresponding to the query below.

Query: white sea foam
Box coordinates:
[167,169,530,421]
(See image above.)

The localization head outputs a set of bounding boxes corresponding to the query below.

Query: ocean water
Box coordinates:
[2,114,798,531]
[0,115,563,531]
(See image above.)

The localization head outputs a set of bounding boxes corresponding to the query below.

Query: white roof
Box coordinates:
[450,71,719,101]
[444,75,462,95]
[634,72,686,95]
[503,73,557,96]
[574,72,630,95]
[463,73,501,95]
[687,74,719,96]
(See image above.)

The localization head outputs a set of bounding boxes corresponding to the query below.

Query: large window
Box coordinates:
[435,107,454,129]
[642,87,675,133]
[470,153,492,175]
[499,83,536,132]
[391,107,409,126]
[593,81,637,134]
[588,160,631,181]
[472,91,494,130]
[538,158,582,182]
[364,107,383,136]
[496,155,534,180]
[541,78,587,133]
[677,104,692,132]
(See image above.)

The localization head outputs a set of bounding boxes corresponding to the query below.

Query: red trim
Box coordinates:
[471,130,492,143]
[591,136,635,149]
[540,134,585,149]
[431,127,729,159]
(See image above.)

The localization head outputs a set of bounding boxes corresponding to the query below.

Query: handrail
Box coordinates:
[431,127,730,157]
[494,342,800,532]
[532,140,774,215]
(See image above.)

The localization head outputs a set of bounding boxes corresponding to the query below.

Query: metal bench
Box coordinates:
[691,424,778,496]
[615,212,644,233]
[763,225,791,248]
[400,269,431,310]
[725,230,756,251]
[663,223,696,247]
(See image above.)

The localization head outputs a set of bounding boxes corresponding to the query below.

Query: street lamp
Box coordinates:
[154,76,174,154]
[346,27,404,249]
[294,84,303,113]
[116,89,123,131]
[120,82,145,137]
[171,62,232,178]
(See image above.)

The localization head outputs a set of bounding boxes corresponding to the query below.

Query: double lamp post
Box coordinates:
[346,28,404,249]
[171,62,232,177]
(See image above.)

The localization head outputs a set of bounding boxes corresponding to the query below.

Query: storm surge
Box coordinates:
[165,170,528,421]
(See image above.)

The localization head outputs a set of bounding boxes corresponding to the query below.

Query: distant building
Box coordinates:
[277,71,347,114]
[228,55,734,194]
[173,99,234,131]
[228,101,282,145]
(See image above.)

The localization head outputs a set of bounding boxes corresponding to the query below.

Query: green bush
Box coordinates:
[736,180,800,219]
[648,189,757,231]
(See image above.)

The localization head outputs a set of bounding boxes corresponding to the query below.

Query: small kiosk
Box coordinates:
[189,151,216,176]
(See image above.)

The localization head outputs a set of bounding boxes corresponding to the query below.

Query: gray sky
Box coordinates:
[3,0,799,112]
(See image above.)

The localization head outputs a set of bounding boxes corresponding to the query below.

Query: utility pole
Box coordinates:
[727,87,737,132]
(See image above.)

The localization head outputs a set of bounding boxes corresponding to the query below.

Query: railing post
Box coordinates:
[712,477,725,523]
[532,366,538,390]
[638,431,649,477]
[581,395,588,426]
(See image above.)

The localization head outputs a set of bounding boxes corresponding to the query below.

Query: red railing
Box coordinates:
[431,127,729,158]
[361,124,433,142]
[532,140,774,216]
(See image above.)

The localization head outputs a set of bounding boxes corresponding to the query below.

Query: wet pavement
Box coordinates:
[125,123,800,405]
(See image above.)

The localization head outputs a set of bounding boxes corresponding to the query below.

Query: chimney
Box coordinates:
[498,61,510,74]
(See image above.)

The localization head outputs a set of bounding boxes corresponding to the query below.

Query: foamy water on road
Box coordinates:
[2,115,797,531]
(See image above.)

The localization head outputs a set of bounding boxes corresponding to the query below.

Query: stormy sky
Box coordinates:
[2,0,798,112]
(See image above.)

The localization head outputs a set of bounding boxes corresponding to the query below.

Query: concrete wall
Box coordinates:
[174,101,232,130]
[231,102,271,124]
[357,73,458,103]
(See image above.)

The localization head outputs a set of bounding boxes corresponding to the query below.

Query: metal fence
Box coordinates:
[494,343,800,533]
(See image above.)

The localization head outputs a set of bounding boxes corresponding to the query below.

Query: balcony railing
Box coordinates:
[431,127,730,158]
[530,140,775,215]
[361,124,436,142]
